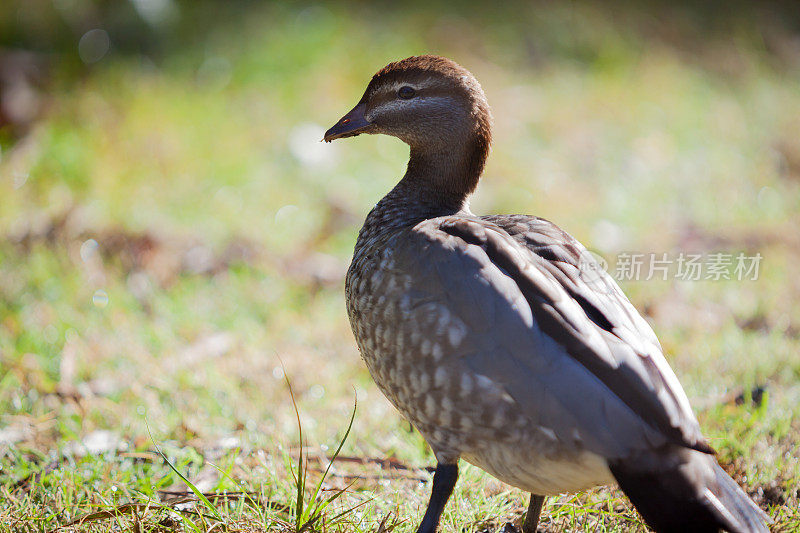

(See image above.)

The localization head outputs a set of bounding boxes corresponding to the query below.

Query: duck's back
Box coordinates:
[344,209,710,494]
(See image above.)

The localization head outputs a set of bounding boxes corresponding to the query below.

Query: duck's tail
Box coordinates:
[609,447,771,533]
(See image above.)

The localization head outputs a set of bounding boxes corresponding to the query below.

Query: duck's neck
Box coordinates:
[377,128,491,222]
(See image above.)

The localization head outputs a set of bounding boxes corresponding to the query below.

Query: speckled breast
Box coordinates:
[344,222,614,493]
[345,226,530,458]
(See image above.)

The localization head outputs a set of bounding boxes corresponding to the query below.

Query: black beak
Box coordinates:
[323,102,373,142]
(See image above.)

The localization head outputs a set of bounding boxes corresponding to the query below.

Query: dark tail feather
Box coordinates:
[709,462,771,533]
[609,449,770,533]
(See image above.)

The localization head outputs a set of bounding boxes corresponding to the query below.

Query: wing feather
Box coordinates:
[391,214,711,459]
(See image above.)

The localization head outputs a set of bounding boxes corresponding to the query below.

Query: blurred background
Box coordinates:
[1,1,799,531]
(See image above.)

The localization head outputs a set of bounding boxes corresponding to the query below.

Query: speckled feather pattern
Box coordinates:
[345,203,620,493]
[344,187,715,495]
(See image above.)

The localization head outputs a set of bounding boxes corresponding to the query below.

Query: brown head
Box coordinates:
[325,55,492,202]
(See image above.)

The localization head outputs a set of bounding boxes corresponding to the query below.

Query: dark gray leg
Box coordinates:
[522,494,545,533]
[417,463,459,533]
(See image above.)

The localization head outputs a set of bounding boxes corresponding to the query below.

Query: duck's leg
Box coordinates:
[417,463,458,533]
[522,494,545,533]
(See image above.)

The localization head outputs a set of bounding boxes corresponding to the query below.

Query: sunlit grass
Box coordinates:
[1,2,799,531]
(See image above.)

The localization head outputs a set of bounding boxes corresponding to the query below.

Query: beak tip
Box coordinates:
[322,127,337,143]
[324,102,370,144]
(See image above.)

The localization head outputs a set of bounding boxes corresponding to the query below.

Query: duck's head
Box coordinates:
[324,55,492,154]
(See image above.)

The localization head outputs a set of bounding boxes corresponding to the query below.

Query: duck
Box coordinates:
[323,55,769,533]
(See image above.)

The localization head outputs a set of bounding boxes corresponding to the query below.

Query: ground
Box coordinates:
[1,2,799,532]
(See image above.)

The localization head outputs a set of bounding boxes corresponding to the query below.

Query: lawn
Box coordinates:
[1,2,799,531]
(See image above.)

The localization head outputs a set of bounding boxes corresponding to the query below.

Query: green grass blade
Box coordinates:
[281,360,306,531]
[144,419,225,526]
[308,394,357,511]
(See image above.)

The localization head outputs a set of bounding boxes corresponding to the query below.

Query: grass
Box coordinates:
[1,1,800,531]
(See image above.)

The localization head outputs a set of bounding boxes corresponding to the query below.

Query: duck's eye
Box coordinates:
[398,86,416,99]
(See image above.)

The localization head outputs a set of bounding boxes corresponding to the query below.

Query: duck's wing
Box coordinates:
[482,214,662,349]
[394,214,711,459]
